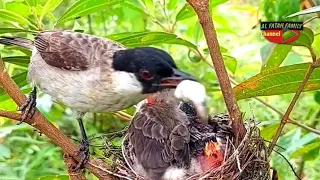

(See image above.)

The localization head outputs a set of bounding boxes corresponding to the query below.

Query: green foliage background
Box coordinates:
[0,0,320,179]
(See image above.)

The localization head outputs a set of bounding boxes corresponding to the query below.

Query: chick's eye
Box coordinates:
[140,70,153,80]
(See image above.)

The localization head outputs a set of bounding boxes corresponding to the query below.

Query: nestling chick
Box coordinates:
[126,87,233,180]
[0,30,197,170]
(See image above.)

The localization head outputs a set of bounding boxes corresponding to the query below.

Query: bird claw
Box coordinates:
[17,88,37,125]
[72,139,90,171]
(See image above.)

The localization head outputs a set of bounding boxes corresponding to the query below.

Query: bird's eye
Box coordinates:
[140,70,153,80]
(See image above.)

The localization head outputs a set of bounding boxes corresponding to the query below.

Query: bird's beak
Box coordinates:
[159,68,197,87]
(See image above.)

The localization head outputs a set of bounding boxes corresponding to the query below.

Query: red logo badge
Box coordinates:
[261,22,303,44]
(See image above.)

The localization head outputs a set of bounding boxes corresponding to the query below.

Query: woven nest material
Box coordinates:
[100,119,271,180]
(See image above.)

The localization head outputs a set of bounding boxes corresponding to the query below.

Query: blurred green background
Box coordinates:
[0,0,320,179]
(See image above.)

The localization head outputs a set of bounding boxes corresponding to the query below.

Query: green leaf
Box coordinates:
[72,20,84,32]
[290,141,320,159]
[0,9,34,27]
[120,1,146,15]
[0,145,11,158]
[0,125,30,138]
[56,0,123,24]
[38,175,69,180]
[188,50,201,63]
[140,0,154,14]
[260,123,279,140]
[287,6,320,18]
[0,71,28,98]
[175,3,195,22]
[0,27,38,34]
[109,31,198,51]
[234,63,320,100]
[210,0,229,7]
[314,91,320,104]
[286,27,314,48]
[260,43,292,71]
[287,132,318,153]
[223,55,237,74]
[2,56,30,67]
[25,0,37,7]
[40,0,63,21]
[167,0,178,10]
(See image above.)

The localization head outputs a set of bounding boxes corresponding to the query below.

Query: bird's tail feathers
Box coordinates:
[0,36,33,50]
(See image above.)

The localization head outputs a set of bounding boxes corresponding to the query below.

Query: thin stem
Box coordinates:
[287,119,320,135]
[268,63,317,155]
[186,0,245,144]
[0,109,21,120]
[303,16,318,25]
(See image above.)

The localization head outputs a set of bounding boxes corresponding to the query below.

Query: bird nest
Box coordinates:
[100,119,271,180]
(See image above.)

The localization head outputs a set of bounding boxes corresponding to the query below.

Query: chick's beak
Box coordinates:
[159,68,197,87]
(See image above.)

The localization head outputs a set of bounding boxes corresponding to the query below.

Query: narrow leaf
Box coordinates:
[0,9,33,26]
[175,4,195,22]
[290,141,320,159]
[234,63,320,100]
[2,56,30,67]
[287,6,320,18]
[40,0,63,21]
[314,91,320,104]
[0,145,11,158]
[0,28,38,34]
[286,27,314,48]
[57,0,123,24]
[210,0,229,7]
[108,31,198,51]
[38,175,69,180]
[0,71,28,97]
[260,123,279,140]
[260,43,292,71]
[223,55,237,74]
[167,0,178,10]
[25,0,37,7]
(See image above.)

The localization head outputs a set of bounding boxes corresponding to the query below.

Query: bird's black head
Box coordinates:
[112,47,196,93]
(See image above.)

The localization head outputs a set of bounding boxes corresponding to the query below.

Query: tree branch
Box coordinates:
[186,0,245,144]
[63,154,86,180]
[268,62,319,155]
[0,109,21,120]
[0,55,115,179]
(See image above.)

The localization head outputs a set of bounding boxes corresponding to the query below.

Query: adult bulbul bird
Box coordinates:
[126,89,233,180]
[0,30,196,170]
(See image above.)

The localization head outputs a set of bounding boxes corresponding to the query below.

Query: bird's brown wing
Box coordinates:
[128,106,190,170]
[34,30,124,71]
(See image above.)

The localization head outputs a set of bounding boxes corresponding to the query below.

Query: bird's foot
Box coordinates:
[72,139,90,171]
[17,87,37,124]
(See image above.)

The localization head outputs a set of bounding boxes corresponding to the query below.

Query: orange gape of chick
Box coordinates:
[196,142,224,171]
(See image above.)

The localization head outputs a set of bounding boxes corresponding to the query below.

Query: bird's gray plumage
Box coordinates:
[2,31,148,112]
[128,90,191,180]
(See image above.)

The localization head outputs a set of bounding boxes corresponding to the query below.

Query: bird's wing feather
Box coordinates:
[34,30,124,71]
[129,106,190,170]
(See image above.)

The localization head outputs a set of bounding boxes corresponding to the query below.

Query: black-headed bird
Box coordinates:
[0,30,196,169]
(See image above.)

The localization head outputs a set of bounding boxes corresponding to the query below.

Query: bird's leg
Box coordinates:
[17,86,37,124]
[73,113,90,171]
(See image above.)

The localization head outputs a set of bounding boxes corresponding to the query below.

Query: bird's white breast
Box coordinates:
[28,48,146,113]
